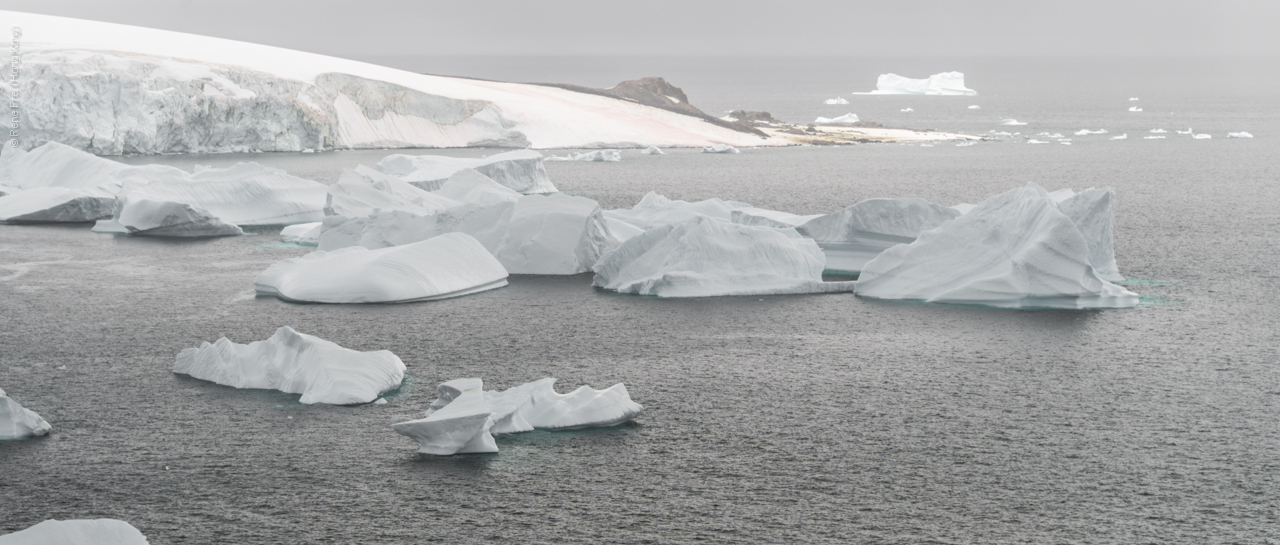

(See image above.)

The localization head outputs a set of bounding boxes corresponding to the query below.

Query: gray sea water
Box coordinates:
[2,57,1279,544]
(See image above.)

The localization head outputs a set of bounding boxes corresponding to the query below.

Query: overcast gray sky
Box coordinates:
[1,0,1276,58]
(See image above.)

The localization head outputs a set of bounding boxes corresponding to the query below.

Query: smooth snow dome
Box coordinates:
[854,183,1138,309]
[641,145,664,155]
[605,191,752,231]
[1228,132,1253,138]
[255,233,509,303]
[0,11,781,155]
[174,326,405,405]
[1001,119,1028,126]
[592,216,856,297]
[325,165,461,217]
[797,198,961,273]
[0,519,150,545]
[114,199,243,237]
[856,72,977,96]
[814,113,860,125]
[0,387,51,440]
[495,193,618,274]
[701,144,741,154]
[824,97,849,105]
[393,380,497,455]
[0,186,116,224]
[376,150,557,194]
[116,163,326,226]
[280,222,322,245]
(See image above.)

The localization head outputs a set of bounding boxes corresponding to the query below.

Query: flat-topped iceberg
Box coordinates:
[593,216,856,297]
[376,150,556,194]
[814,113,860,125]
[854,183,1137,309]
[174,326,405,405]
[256,233,509,303]
[796,198,962,273]
[701,144,740,154]
[1228,132,1253,139]
[0,387,51,440]
[824,97,849,105]
[495,193,618,274]
[392,377,643,455]
[0,519,150,545]
[114,162,326,227]
[325,165,461,217]
[856,72,977,96]
[0,186,117,224]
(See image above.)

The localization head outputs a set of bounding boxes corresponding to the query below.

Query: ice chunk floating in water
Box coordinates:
[1193,133,1212,140]
[856,72,977,95]
[0,387,52,440]
[968,105,981,110]
[544,150,621,162]
[0,519,151,545]
[814,114,860,125]
[280,222,322,245]
[824,97,849,105]
[1128,106,1143,112]
[392,379,497,455]
[0,186,117,224]
[641,145,664,155]
[701,144,741,154]
[1001,119,1027,126]
[255,233,509,303]
[1228,132,1253,138]
[174,326,405,405]
[854,183,1137,309]
[495,193,618,274]
[592,216,856,297]
[796,198,961,273]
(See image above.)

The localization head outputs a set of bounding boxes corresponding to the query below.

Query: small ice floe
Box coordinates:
[900,108,914,112]
[1060,141,1073,145]
[1228,132,1253,139]
[374,398,388,405]
[280,222,322,245]
[1128,106,1143,112]
[919,143,934,147]
[1150,128,1167,133]
[1000,119,1027,126]
[1129,97,1140,101]
[956,141,977,147]
[302,149,315,154]
[174,326,406,405]
[392,377,643,455]
[1,387,52,440]
[1144,135,1166,139]
[1111,134,1128,140]
[856,71,977,95]
[824,97,849,105]
[376,150,556,194]
[968,105,981,109]
[814,113,860,125]
[1075,129,1108,136]
[1037,132,1065,139]
[0,519,150,544]
[642,145,664,155]
[1193,133,1212,139]
[701,144,741,154]
[1028,139,1049,144]
[992,131,1013,136]
[1176,128,1193,134]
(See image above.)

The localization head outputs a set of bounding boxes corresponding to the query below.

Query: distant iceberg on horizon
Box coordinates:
[855,72,977,96]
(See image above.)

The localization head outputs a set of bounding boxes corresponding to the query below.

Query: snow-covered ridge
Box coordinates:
[0,10,779,155]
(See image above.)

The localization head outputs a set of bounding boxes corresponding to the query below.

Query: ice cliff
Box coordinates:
[0,519,150,545]
[174,326,405,405]
[0,387,51,440]
[856,72,977,96]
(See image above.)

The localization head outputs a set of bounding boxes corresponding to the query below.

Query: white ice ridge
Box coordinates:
[1228,132,1253,139]
[494,193,618,274]
[0,11,781,154]
[730,208,823,230]
[855,183,1137,309]
[1001,119,1027,126]
[796,198,962,273]
[642,145,664,155]
[174,326,405,405]
[592,216,856,297]
[855,72,977,96]
[544,149,622,162]
[375,150,556,194]
[255,233,509,303]
[280,222,322,245]
[824,97,849,105]
[0,387,51,440]
[0,519,150,545]
[701,144,741,154]
[814,113,860,125]
[392,377,643,455]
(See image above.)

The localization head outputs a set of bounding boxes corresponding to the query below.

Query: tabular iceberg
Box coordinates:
[854,183,1138,309]
[0,519,150,545]
[701,144,741,154]
[114,162,326,227]
[280,222,322,245]
[174,326,405,405]
[642,145,664,155]
[814,114,860,125]
[856,72,977,96]
[592,216,856,297]
[0,186,117,223]
[1228,132,1253,139]
[796,198,962,273]
[325,165,461,217]
[255,233,509,303]
[495,193,618,274]
[0,387,51,440]
[392,377,643,455]
[376,150,557,194]
[1076,129,1108,135]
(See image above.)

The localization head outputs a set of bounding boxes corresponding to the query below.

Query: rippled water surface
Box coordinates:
[2,58,1279,544]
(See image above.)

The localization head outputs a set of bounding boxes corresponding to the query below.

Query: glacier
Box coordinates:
[0,519,150,545]
[814,114,860,125]
[592,216,857,297]
[796,198,962,273]
[255,233,509,303]
[392,377,644,455]
[856,72,977,96]
[854,183,1137,309]
[174,326,405,405]
[376,150,556,194]
[0,11,780,155]
[494,194,618,275]
[0,387,52,440]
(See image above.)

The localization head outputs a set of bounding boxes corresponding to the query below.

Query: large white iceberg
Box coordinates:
[318,204,514,254]
[495,194,618,274]
[0,11,781,155]
[605,192,751,232]
[592,216,856,297]
[392,377,643,455]
[856,72,977,96]
[814,114,860,125]
[325,165,461,217]
[376,150,557,194]
[854,183,1137,309]
[256,233,509,303]
[1049,187,1123,282]
[796,198,962,273]
[1001,119,1027,126]
[0,186,117,223]
[113,162,326,228]
[0,387,51,440]
[174,326,405,405]
[0,519,150,545]
[0,142,183,192]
